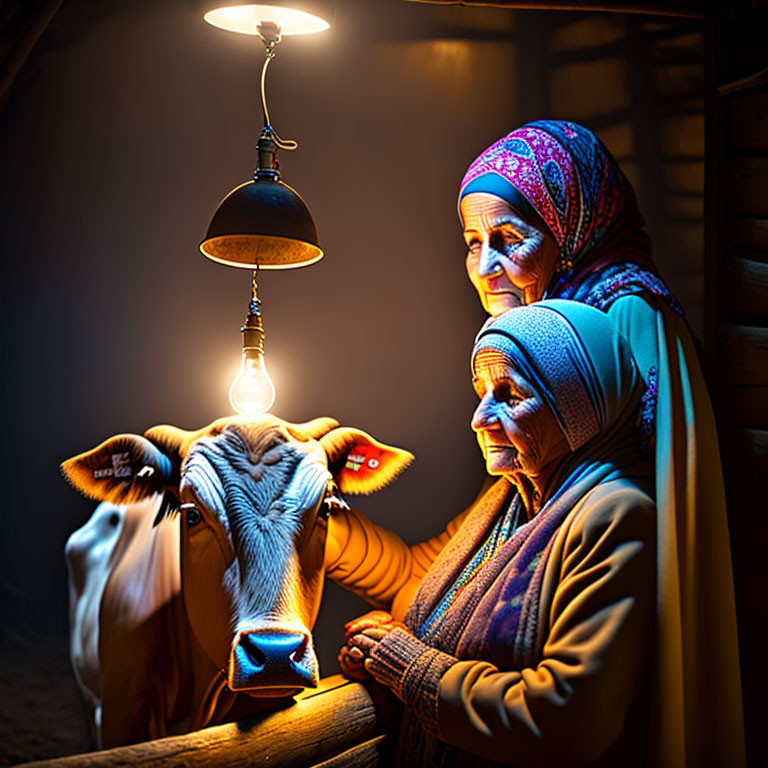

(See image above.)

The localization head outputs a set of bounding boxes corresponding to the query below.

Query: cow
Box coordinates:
[62,415,413,748]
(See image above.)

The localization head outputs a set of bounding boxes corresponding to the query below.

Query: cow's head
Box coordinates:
[61,415,412,696]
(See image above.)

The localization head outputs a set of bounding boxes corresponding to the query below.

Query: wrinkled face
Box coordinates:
[177,421,336,696]
[471,351,569,485]
[461,192,559,315]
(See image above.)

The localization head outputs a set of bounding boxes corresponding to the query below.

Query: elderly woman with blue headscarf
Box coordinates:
[341,300,655,767]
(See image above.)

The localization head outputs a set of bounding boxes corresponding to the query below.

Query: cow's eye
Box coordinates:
[180,503,203,527]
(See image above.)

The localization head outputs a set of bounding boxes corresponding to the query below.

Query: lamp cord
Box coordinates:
[260,40,297,151]
[250,266,261,314]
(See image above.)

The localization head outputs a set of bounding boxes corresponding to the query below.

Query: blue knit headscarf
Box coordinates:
[472,299,642,455]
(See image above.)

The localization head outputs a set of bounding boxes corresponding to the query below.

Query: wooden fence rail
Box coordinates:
[17,677,399,768]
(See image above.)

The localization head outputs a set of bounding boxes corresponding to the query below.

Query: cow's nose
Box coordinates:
[229,629,318,692]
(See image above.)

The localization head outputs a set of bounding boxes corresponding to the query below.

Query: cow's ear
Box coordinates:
[320,428,414,495]
[61,434,176,504]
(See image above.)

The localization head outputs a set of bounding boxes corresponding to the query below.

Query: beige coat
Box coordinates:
[328,477,656,767]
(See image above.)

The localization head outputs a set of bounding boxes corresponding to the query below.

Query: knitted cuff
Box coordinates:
[368,629,424,698]
[368,629,457,737]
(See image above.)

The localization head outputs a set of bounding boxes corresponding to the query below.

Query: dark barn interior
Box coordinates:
[0,0,765,765]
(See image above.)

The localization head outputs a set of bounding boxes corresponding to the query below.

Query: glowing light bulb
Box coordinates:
[229,286,275,416]
[229,349,275,415]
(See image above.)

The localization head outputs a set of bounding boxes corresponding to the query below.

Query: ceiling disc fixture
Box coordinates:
[203,2,333,36]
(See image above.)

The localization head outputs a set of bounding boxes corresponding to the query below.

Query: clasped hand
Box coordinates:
[338,610,407,681]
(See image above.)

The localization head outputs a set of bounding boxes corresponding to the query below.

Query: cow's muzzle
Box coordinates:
[229,628,318,693]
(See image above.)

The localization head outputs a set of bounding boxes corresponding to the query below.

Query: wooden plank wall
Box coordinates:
[715,36,768,766]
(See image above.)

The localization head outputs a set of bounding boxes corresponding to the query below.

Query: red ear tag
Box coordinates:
[344,445,383,476]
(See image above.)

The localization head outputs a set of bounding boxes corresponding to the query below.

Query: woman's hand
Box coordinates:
[338,610,408,680]
[344,610,398,639]
[337,644,369,681]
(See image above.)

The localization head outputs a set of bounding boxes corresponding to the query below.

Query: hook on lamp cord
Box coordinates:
[257,22,297,151]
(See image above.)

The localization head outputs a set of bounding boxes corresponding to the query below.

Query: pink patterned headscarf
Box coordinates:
[459,120,656,283]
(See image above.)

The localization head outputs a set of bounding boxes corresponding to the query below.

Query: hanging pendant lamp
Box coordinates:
[199,3,331,415]
[199,3,331,269]
[200,128,323,269]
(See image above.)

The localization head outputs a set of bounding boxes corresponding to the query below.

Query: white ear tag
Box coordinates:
[92,451,133,480]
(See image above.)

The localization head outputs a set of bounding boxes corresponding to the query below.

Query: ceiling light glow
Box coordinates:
[204,5,330,36]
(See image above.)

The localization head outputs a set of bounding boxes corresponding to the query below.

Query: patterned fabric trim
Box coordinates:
[637,366,658,455]
[419,496,522,643]
[369,629,457,737]
[554,262,683,316]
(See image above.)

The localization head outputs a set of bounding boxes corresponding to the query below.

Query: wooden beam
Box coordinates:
[405,0,709,19]
[16,677,400,768]
[723,386,768,429]
[0,0,62,109]
[725,427,768,480]
[729,217,768,251]
[717,68,768,98]
[728,505,768,563]
[730,93,768,154]
[726,156,768,216]
[726,257,768,320]
[733,558,768,625]
[720,325,768,386]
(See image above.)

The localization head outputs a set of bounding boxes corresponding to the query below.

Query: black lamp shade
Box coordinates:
[200,177,323,269]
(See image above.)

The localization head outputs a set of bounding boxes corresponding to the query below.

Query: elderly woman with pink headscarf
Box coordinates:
[330,122,743,766]
[454,121,742,766]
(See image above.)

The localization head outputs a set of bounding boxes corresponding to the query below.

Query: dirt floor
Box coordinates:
[0,633,91,766]
[0,578,365,766]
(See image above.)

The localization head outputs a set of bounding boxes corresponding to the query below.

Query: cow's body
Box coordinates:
[63,416,412,747]
[65,501,125,743]
[66,497,250,747]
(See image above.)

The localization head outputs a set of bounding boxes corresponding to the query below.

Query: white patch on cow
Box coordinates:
[65,502,125,747]
[181,429,330,631]
[235,451,330,630]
